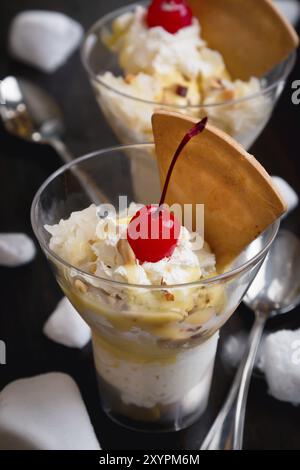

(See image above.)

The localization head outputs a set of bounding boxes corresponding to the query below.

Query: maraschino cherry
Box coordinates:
[127,117,208,263]
[146,0,193,34]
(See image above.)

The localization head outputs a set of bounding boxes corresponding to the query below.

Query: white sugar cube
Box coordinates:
[0,373,100,450]
[0,233,36,267]
[262,329,300,405]
[9,11,83,72]
[43,297,91,349]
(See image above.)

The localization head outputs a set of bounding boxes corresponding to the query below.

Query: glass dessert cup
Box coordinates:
[81,2,296,151]
[31,145,279,432]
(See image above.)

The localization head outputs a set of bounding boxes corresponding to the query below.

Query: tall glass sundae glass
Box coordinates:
[31,145,279,431]
[81,2,296,150]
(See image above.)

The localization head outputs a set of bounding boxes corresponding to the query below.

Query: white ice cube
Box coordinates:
[9,11,83,72]
[262,329,300,405]
[43,297,91,349]
[0,233,36,267]
[0,373,101,450]
[272,176,299,217]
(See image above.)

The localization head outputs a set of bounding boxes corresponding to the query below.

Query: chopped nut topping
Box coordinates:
[164,291,175,301]
[221,89,235,101]
[124,74,135,84]
[74,279,88,293]
[210,78,225,90]
[117,239,136,265]
[182,73,191,82]
[90,263,97,274]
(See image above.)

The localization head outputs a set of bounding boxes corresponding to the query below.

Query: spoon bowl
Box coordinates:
[201,229,300,450]
[0,76,107,204]
[0,76,64,143]
[244,230,300,314]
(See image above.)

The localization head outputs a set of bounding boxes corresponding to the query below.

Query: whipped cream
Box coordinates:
[45,203,215,287]
[105,6,225,80]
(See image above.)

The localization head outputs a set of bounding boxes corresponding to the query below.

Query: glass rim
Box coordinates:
[80,1,297,110]
[31,143,280,290]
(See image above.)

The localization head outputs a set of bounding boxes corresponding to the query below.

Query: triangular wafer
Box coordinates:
[152,110,287,271]
[188,0,298,80]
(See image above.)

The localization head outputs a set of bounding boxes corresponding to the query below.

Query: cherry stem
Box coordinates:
[158,117,208,208]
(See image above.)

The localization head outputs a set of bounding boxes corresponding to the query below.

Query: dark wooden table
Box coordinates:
[0,0,300,451]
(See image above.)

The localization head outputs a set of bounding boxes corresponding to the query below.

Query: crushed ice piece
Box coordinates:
[43,297,91,349]
[260,329,300,405]
[274,0,300,26]
[0,373,101,449]
[0,233,36,267]
[221,332,247,369]
[221,332,265,370]
[272,176,299,217]
[9,11,83,72]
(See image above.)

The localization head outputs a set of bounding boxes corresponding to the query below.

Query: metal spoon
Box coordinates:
[201,229,300,450]
[0,76,107,204]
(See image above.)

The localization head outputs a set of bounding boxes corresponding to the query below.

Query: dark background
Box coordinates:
[0,0,300,450]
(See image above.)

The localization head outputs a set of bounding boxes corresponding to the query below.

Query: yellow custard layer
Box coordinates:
[64,277,225,332]
[60,272,226,366]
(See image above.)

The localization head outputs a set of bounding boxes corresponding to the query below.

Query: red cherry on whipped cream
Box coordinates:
[146,0,193,34]
[127,205,181,263]
[127,117,208,263]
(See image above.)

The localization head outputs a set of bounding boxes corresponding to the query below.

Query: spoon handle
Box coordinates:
[201,313,265,450]
[50,139,109,205]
